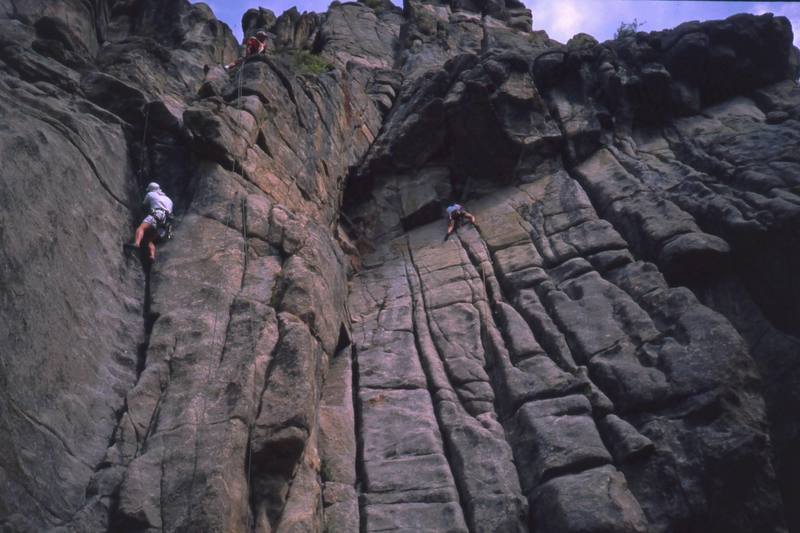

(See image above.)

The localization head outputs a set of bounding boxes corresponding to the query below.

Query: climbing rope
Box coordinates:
[138,103,150,183]
[217,23,224,67]
[182,195,263,527]
[461,175,472,202]
[246,299,258,530]
[232,61,246,178]
[185,47,266,521]
[243,195,262,528]
[241,195,249,268]
[185,200,237,522]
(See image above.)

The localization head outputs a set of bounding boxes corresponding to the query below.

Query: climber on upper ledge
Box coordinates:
[128,182,173,262]
[444,203,478,241]
[225,31,268,71]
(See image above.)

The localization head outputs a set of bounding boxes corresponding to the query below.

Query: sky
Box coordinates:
[196,0,800,48]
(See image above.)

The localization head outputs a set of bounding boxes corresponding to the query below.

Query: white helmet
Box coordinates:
[146,182,160,192]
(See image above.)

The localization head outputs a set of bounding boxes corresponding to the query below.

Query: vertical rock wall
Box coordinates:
[344,9,799,533]
[1,1,798,532]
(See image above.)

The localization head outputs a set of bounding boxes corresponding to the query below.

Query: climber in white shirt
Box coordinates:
[132,182,173,262]
[445,203,478,240]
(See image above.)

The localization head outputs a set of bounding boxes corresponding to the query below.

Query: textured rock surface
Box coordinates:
[1,1,799,532]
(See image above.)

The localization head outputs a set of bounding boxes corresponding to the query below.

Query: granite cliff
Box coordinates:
[1,0,799,532]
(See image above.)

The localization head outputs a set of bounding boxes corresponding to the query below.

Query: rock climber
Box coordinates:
[445,203,478,240]
[131,182,173,262]
[225,31,268,70]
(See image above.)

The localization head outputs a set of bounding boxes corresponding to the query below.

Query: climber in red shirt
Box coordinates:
[225,31,268,70]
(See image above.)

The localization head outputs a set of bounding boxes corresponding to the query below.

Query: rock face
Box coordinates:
[0,1,798,532]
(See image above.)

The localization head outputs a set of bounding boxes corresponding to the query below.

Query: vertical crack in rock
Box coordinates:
[506,170,783,532]
[348,248,469,532]
[455,201,649,532]
[403,246,478,533]
[351,340,368,533]
[550,69,800,527]
[184,292,235,525]
[318,328,360,532]
[403,233,529,532]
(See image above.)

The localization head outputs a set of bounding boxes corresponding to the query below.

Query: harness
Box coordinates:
[150,208,174,241]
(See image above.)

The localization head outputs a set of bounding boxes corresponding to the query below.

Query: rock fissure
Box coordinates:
[401,251,473,532]
[7,398,92,469]
[31,106,134,210]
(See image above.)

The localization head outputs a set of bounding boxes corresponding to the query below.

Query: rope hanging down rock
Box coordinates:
[232,61,246,178]
[184,199,236,523]
[244,195,262,529]
[186,53,262,524]
[138,102,150,184]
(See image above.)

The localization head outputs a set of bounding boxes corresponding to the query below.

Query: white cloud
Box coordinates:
[752,3,771,15]
[529,0,619,43]
[527,0,800,48]
[546,1,587,39]
[773,6,800,48]
[195,0,800,48]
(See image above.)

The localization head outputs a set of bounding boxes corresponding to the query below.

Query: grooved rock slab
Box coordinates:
[532,465,649,533]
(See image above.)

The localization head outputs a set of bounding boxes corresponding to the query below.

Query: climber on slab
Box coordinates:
[445,203,478,240]
[130,182,173,262]
[225,31,268,70]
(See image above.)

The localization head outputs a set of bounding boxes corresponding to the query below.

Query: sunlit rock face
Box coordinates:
[1,1,798,531]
